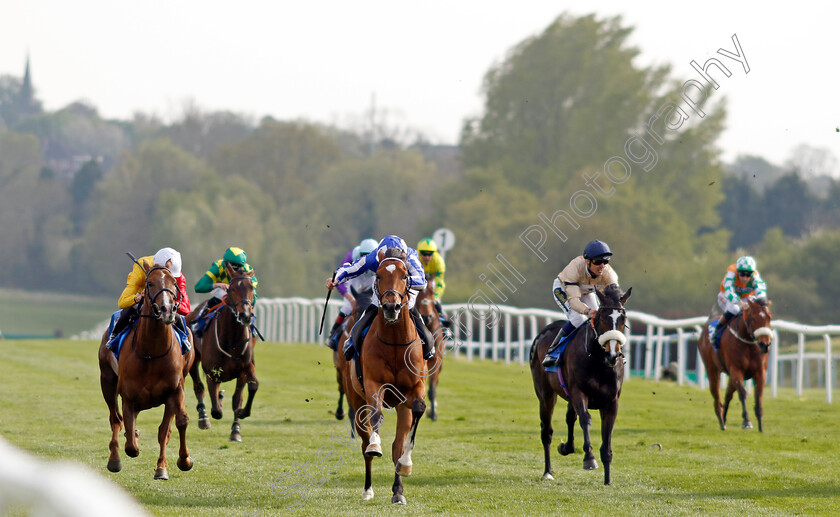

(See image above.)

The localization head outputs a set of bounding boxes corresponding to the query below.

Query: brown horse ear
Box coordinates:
[377,247,386,262]
[595,288,607,305]
[620,287,632,305]
[141,258,152,274]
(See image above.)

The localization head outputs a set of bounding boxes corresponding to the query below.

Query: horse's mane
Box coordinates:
[602,283,624,306]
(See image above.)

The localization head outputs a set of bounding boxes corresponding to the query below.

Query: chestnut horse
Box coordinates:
[343,247,428,504]
[416,274,443,421]
[187,273,258,442]
[98,264,195,480]
[698,297,773,432]
[530,284,631,485]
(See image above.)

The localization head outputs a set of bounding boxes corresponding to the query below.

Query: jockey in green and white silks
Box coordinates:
[712,255,768,348]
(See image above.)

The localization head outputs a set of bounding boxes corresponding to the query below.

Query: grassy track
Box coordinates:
[2,340,839,516]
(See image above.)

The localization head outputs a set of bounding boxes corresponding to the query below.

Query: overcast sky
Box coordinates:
[2,1,838,172]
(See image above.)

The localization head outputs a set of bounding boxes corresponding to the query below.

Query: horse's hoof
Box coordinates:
[583,458,598,470]
[430,413,438,422]
[364,443,382,457]
[211,409,223,420]
[542,472,554,481]
[230,432,242,442]
[125,447,139,458]
[391,494,407,505]
[396,462,412,477]
[742,421,753,430]
[362,488,374,501]
[154,468,169,480]
[198,418,211,430]
[177,456,193,471]
[235,409,250,420]
[107,460,122,473]
[559,442,574,456]
[335,410,345,420]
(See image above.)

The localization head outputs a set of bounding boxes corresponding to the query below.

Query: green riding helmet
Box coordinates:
[223,246,248,266]
[736,255,757,272]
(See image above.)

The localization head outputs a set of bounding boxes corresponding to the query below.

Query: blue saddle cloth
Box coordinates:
[107,310,191,361]
[708,318,721,350]
[342,325,371,360]
[544,325,584,373]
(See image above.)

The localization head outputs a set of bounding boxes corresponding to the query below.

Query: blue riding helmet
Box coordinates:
[583,240,612,260]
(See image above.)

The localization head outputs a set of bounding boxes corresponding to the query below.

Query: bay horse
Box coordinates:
[187,273,258,442]
[343,247,428,504]
[530,284,631,485]
[697,297,773,432]
[97,263,195,480]
[416,274,443,421]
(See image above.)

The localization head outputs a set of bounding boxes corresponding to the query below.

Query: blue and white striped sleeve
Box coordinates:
[406,251,427,290]
[335,253,376,284]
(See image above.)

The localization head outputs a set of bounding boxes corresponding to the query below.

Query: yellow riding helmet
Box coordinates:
[417,238,438,254]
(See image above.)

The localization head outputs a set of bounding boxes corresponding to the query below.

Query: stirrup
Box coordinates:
[542,354,560,367]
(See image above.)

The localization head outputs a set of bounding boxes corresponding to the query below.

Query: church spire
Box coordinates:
[17,53,40,119]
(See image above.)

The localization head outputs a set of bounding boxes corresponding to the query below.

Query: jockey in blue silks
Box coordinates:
[326,235,436,361]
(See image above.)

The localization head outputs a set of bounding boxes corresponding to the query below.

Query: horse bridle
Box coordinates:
[224,275,255,327]
[374,257,412,313]
[729,304,772,347]
[140,265,181,320]
[591,305,628,357]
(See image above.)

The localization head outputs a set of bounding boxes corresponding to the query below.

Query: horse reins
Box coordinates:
[374,257,412,313]
[139,265,181,320]
[210,275,255,359]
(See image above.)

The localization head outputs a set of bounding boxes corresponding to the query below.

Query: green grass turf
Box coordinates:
[0,288,113,337]
[1,340,838,516]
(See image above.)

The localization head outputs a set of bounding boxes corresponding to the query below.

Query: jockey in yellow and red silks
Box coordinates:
[712,255,768,348]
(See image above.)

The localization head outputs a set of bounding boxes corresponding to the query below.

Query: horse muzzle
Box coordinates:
[754,326,772,352]
[381,303,400,323]
[599,330,626,366]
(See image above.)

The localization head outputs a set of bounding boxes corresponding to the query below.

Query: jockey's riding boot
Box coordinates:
[347,305,378,361]
[713,311,737,349]
[542,322,575,367]
[410,306,436,360]
[174,314,189,335]
[106,307,135,349]
[327,320,342,351]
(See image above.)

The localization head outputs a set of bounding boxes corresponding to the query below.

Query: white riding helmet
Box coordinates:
[153,247,182,277]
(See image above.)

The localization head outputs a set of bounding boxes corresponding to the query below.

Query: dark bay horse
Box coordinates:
[698,297,773,432]
[343,247,428,504]
[98,264,195,480]
[187,273,258,442]
[416,274,443,421]
[530,284,631,485]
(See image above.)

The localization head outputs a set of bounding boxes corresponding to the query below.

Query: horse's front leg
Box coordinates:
[352,404,378,500]
[599,402,619,485]
[122,400,140,458]
[722,378,737,428]
[754,371,766,433]
[229,374,246,442]
[207,374,223,420]
[729,373,752,429]
[558,401,576,456]
[234,363,259,420]
[172,386,193,472]
[155,401,174,480]
[573,396,597,470]
[391,395,425,505]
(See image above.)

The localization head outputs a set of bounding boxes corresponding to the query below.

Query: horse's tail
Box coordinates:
[529,320,566,361]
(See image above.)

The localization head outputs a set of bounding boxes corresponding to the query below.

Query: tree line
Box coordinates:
[0,13,837,324]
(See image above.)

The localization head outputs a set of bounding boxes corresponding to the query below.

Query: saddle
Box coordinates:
[190,302,224,336]
[543,324,584,374]
[107,310,191,361]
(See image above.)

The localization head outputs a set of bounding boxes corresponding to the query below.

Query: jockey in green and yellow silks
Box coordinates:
[191,247,258,337]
